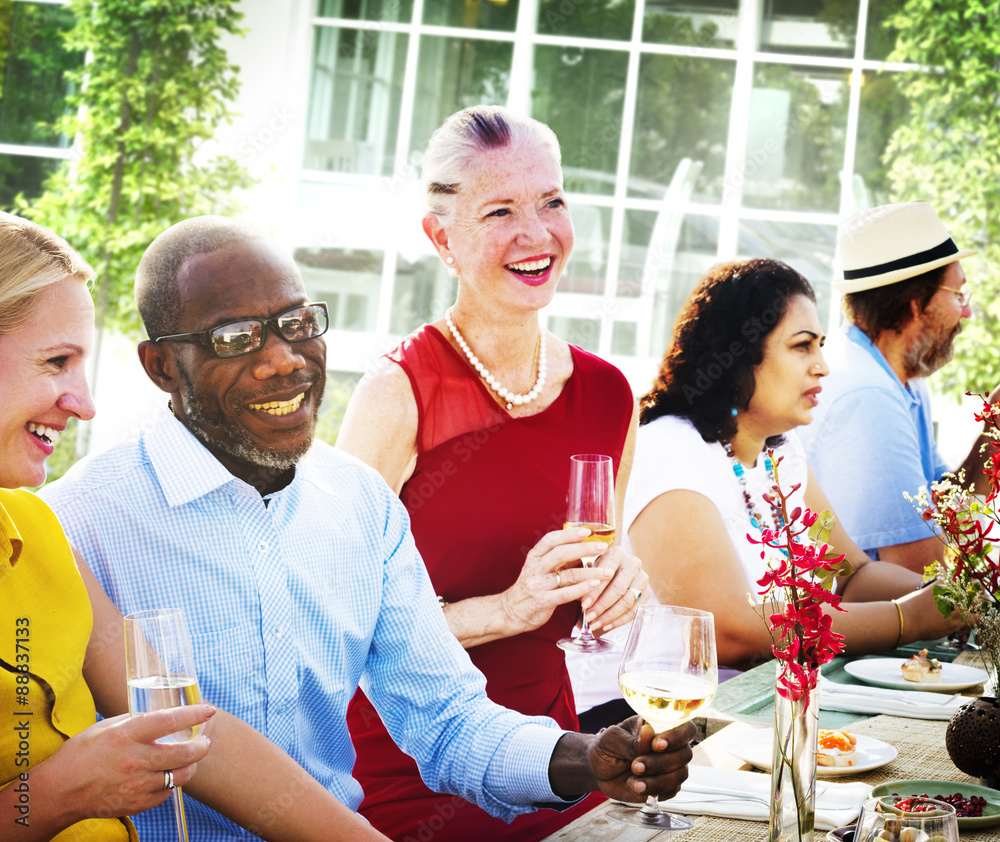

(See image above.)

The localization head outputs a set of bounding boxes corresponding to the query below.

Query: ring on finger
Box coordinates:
[555,570,562,589]
[163,770,176,791]
[629,587,643,604]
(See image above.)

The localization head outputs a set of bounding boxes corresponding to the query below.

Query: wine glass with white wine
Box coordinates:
[124,608,201,842]
[557,453,616,653]
[611,604,718,829]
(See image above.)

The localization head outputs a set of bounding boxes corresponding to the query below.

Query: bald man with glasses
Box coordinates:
[41,215,694,842]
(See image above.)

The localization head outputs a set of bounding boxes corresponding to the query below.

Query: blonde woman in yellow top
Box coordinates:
[0,213,390,841]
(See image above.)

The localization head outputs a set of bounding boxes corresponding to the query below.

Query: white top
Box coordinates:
[567,415,809,713]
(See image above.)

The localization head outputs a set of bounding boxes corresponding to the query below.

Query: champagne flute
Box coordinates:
[124,608,201,842]
[855,796,958,842]
[557,453,616,653]
[611,604,718,829]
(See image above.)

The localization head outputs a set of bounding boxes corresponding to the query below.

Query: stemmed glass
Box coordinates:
[855,796,958,842]
[557,453,616,653]
[611,604,718,829]
[124,608,201,842]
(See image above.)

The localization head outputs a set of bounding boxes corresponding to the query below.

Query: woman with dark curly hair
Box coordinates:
[568,258,963,727]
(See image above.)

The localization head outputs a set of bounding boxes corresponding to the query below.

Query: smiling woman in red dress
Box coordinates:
[336,105,649,841]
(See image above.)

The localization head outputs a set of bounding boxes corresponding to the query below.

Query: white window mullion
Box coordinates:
[718,0,759,258]
[841,0,869,217]
[597,0,644,358]
[373,0,425,335]
[508,0,537,114]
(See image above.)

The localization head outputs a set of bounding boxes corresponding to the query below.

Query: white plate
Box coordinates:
[722,729,897,778]
[844,657,988,692]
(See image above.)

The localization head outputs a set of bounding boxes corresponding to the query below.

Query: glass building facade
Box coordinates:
[0,1,79,208]
[0,0,913,392]
[297,0,911,386]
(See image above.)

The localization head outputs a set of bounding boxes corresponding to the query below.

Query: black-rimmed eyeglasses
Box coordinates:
[938,285,973,308]
[154,302,329,358]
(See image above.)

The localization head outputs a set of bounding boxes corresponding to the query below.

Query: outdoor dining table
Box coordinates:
[541,645,1000,841]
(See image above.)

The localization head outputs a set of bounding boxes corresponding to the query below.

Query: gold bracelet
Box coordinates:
[891,599,904,648]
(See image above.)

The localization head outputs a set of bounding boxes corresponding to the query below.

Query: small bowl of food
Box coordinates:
[826,825,855,842]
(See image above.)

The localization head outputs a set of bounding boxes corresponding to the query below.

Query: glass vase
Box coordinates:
[769,665,819,842]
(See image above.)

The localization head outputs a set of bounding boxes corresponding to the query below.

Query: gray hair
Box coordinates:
[422,105,563,221]
[0,212,94,336]
[135,215,266,339]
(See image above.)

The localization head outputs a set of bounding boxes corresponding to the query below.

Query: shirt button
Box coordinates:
[275,704,289,715]
[257,541,270,553]
[272,625,283,637]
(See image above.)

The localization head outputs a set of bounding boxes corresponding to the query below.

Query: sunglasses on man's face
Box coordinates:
[154,302,329,358]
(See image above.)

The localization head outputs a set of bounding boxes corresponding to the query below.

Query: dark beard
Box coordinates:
[177,365,322,471]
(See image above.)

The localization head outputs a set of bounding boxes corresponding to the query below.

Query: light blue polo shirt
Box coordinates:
[799,324,948,557]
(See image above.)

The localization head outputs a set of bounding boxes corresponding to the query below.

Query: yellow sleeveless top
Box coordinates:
[1,488,137,841]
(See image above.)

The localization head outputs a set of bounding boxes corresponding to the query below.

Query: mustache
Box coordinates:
[238,372,318,404]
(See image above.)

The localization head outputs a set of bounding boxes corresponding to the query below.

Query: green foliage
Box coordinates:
[0,2,82,207]
[749,63,845,212]
[854,72,909,205]
[0,2,81,147]
[626,16,734,201]
[21,0,255,338]
[885,0,1000,398]
[314,373,363,447]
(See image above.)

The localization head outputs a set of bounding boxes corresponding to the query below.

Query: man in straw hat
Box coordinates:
[801,201,998,573]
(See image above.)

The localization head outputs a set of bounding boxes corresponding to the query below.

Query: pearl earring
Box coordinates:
[446,257,454,265]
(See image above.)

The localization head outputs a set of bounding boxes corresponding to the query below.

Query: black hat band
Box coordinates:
[843,237,959,281]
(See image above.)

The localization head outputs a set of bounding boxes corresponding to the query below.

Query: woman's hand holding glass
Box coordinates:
[10,706,213,832]
[498,526,613,634]
[582,544,648,634]
[497,527,647,637]
[559,453,630,653]
[124,608,202,842]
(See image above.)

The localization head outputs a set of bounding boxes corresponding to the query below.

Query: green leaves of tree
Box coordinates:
[886,0,1000,398]
[23,0,255,339]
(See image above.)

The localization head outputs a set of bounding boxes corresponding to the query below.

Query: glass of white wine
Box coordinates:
[124,608,201,842]
[612,603,718,829]
[557,453,616,653]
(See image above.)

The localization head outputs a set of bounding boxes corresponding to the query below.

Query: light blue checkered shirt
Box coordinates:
[800,323,950,555]
[41,410,566,841]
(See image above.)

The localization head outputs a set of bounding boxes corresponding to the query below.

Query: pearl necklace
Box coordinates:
[723,441,784,532]
[445,309,547,411]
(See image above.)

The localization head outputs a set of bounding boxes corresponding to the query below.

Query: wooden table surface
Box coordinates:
[541,645,1000,841]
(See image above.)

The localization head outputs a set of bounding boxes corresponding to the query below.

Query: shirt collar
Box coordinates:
[146,410,252,506]
[145,410,314,506]
[844,323,918,408]
[0,495,24,566]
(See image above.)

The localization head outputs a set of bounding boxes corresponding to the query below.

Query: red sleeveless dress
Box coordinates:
[347,325,634,841]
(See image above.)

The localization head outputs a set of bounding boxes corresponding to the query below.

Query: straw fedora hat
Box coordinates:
[834,202,976,294]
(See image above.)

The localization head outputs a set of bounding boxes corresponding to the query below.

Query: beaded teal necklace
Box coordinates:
[723,441,785,532]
